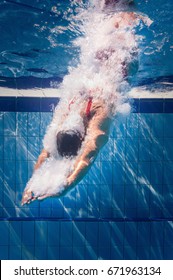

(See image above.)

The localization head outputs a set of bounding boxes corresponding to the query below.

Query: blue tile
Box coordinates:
[22,221,35,246]
[9,221,22,246]
[85,222,98,247]
[16,137,27,161]
[164,246,173,259]
[98,246,111,260]
[87,187,100,218]
[164,100,173,113]
[34,221,47,247]
[100,207,113,219]
[150,185,163,218]
[150,222,164,247]
[39,207,52,217]
[164,114,173,137]
[125,185,137,218]
[85,246,98,259]
[151,114,164,138]
[151,138,164,161]
[21,245,35,260]
[9,246,22,260]
[4,112,16,136]
[47,246,59,260]
[28,113,40,136]
[111,118,127,138]
[137,222,150,247]
[162,184,173,210]
[87,162,101,184]
[40,112,52,136]
[124,222,137,247]
[59,246,73,260]
[100,184,113,209]
[112,185,124,212]
[101,161,113,185]
[0,246,9,259]
[16,98,40,112]
[4,136,16,160]
[98,222,111,247]
[139,138,152,161]
[75,185,88,213]
[112,138,126,162]
[123,246,136,259]
[0,112,4,135]
[139,114,152,139]
[0,137,3,159]
[100,138,114,161]
[73,222,85,248]
[111,246,124,259]
[125,161,138,185]
[140,99,163,113]
[0,222,9,246]
[0,97,16,112]
[132,99,140,113]
[28,137,40,161]
[150,162,163,185]
[3,161,16,207]
[138,162,151,185]
[47,222,60,246]
[150,246,164,260]
[16,112,28,136]
[163,162,173,185]
[126,113,139,137]
[137,185,150,218]
[35,246,47,260]
[110,222,124,247]
[27,160,35,179]
[41,98,59,112]
[126,137,138,162]
[113,161,125,185]
[136,246,150,259]
[164,222,173,247]
[60,222,73,247]
[72,246,85,260]
[164,138,173,160]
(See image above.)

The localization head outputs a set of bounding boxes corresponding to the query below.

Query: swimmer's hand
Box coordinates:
[21,188,37,206]
[21,188,56,206]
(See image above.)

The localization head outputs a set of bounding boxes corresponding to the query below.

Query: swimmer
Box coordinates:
[21,0,151,205]
[22,94,111,205]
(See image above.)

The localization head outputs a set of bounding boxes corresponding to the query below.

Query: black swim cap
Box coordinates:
[56,130,82,158]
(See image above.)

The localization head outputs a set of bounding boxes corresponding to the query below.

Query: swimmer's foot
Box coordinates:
[21,189,36,206]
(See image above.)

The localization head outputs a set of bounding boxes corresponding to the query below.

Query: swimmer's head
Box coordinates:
[56,130,83,158]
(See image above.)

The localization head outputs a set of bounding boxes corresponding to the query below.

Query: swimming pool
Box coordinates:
[0,0,173,260]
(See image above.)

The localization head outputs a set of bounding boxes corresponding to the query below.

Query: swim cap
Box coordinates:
[56,130,82,157]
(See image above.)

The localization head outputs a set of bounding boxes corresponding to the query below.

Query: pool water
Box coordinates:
[0,0,173,260]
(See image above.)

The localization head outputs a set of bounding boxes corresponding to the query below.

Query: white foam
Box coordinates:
[24,1,152,199]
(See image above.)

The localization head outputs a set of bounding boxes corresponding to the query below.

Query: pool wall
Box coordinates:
[0,96,173,259]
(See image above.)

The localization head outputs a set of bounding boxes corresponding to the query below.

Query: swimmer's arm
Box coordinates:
[114,12,152,28]
[66,131,108,186]
[66,111,109,187]
[34,149,50,170]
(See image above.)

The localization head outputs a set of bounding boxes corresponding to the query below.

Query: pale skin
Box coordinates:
[21,11,149,205]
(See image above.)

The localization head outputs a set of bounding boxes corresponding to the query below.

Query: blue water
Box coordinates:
[0,0,173,84]
[0,0,173,260]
